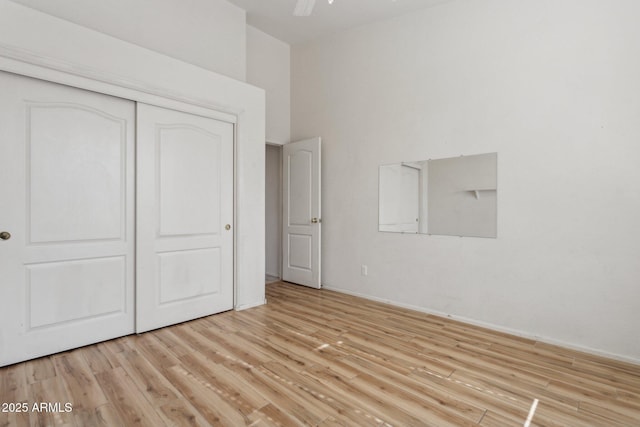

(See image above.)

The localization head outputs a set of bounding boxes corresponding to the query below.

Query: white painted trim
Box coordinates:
[322,285,640,366]
[235,299,268,311]
[0,45,238,123]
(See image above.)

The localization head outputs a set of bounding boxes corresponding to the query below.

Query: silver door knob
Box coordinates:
[0,231,11,240]
[225,224,231,230]
[311,218,319,224]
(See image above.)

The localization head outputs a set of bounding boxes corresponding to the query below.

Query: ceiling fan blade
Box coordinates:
[294,0,316,16]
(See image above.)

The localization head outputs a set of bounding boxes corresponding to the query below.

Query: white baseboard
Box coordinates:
[235,299,266,311]
[322,285,640,366]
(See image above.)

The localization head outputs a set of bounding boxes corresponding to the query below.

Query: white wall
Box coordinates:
[9,0,247,81]
[265,145,282,277]
[292,0,640,361]
[246,25,291,145]
[246,26,290,278]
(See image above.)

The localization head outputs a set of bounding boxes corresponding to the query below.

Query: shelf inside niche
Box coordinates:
[466,188,497,199]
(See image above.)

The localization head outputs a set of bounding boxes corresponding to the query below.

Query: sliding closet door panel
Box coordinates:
[0,71,135,367]
[136,103,234,333]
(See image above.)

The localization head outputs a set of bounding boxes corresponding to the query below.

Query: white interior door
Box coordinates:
[0,72,135,367]
[136,103,234,333]
[282,137,321,288]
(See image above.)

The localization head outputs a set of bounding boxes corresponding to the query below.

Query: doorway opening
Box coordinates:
[265,144,282,284]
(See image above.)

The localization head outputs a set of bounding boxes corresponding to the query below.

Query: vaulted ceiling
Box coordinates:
[227,0,455,44]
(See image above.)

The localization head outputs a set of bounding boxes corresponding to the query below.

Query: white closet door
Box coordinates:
[0,72,135,367]
[136,103,234,333]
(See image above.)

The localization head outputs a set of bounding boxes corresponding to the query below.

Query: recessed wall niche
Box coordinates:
[378,153,497,238]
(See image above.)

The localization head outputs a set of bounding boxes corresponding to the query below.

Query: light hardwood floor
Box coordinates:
[1,281,639,426]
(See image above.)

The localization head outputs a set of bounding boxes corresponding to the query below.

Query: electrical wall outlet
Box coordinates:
[361,265,368,276]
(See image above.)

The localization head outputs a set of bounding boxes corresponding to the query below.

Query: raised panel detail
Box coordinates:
[288,150,312,226]
[158,248,221,304]
[158,125,221,236]
[288,234,312,271]
[27,257,126,329]
[28,104,126,243]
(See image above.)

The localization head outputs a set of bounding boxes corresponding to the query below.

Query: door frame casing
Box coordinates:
[265,143,283,280]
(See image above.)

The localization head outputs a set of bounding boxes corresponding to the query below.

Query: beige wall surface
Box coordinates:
[292,0,640,362]
[247,25,291,145]
[9,0,247,80]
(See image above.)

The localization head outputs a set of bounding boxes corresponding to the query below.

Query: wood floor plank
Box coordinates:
[253,311,320,337]
[339,331,457,377]
[571,358,640,390]
[302,364,428,426]
[478,410,521,427]
[52,351,108,414]
[531,400,614,427]
[94,342,124,370]
[0,363,30,427]
[452,340,624,399]
[200,312,248,334]
[348,372,480,427]
[447,367,572,408]
[133,334,182,371]
[158,399,211,427]
[72,403,124,427]
[340,355,486,425]
[163,364,261,426]
[190,323,276,366]
[409,368,532,425]
[246,403,303,427]
[177,351,270,415]
[262,329,348,368]
[0,363,29,402]
[94,367,166,427]
[265,305,344,338]
[114,347,179,408]
[28,376,76,427]
[263,360,392,426]
[183,324,268,367]
[546,378,619,403]
[317,416,345,426]
[230,329,311,372]
[577,398,640,425]
[79,344,118,375]
[104,337,128,354]
[536,341,640,374]
[412,336,552,389]
[616,388,640,407]
[214,357,328,425]
[260,361,370,426]
[151,328,195,358]
[1,281,639,426]
[488,342,577,370]
[578,400,640,426]
[24,358,56,385]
